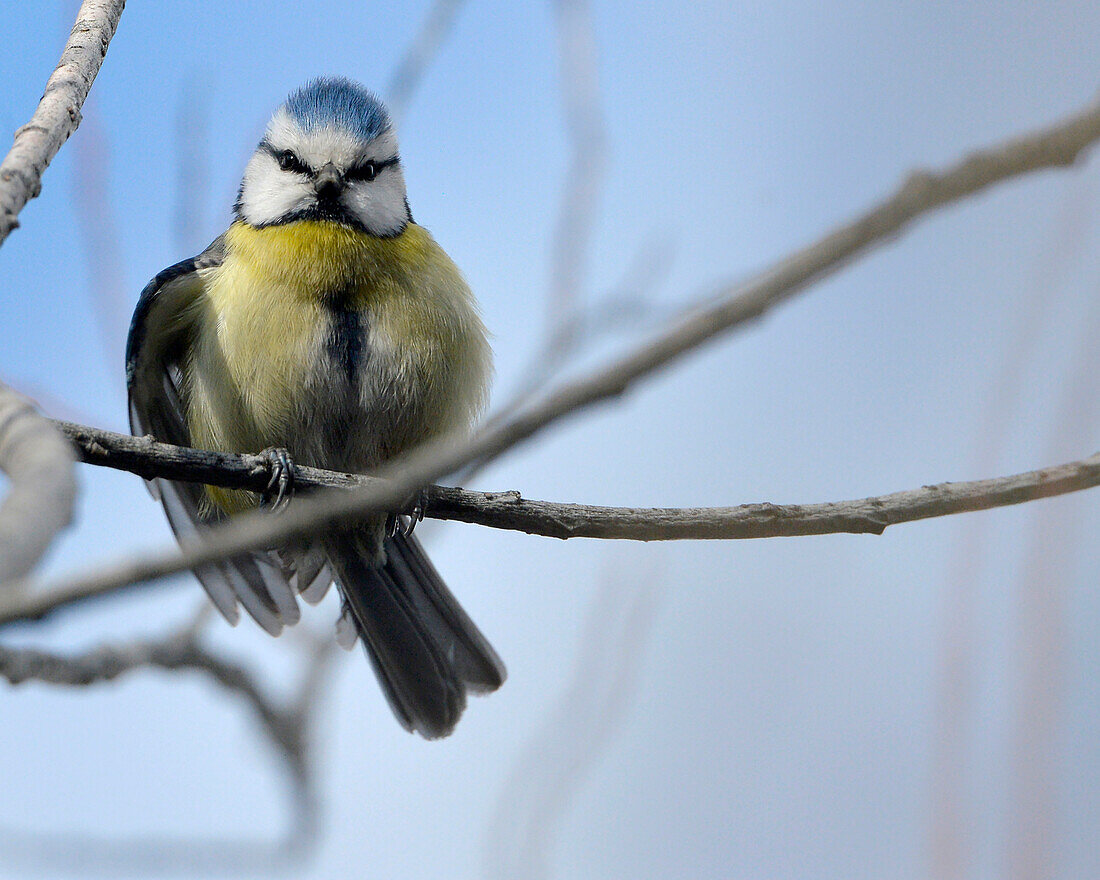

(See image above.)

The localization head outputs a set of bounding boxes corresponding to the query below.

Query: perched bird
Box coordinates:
[126,77,504,738]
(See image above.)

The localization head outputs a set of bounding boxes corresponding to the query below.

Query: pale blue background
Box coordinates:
[1,1,1099,878]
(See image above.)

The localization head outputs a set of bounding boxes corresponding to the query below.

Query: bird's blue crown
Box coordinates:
[283,77,391,141]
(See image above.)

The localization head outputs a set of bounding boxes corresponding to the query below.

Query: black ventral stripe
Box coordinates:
[325,295,366,383]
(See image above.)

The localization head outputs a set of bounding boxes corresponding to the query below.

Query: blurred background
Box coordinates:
[1,1,1099,877]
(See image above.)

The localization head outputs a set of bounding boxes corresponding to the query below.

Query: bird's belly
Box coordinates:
[289,304,432,472]
[188,282,451,477]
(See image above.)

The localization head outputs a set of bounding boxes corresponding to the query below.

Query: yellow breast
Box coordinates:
[186,219,490,514]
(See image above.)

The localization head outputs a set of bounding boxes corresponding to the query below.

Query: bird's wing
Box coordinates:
[126,235,304,635]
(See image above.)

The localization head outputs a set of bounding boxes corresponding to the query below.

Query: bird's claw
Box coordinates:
[386,513,409,538]
[386,489,427,538]
[261,447,296,510]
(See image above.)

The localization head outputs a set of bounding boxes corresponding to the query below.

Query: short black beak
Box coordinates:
[313,164,343,200]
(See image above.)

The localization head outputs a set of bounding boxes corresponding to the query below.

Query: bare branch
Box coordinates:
[0,383,78,583]
[426,452,1100,539]
[0,0,125,246]
[7,90,1100,615]
[5,417,1100,627]
[49,419,1100,540]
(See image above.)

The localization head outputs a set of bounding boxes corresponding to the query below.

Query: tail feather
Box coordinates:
[324,531,504,739]
[385,534,505,693]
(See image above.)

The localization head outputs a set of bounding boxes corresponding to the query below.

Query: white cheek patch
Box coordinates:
[342,166,409,236]
[237,151,315,226]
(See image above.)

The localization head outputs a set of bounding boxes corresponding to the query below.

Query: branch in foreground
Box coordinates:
[0,0,125,246]
[9,89,1100,612]
[0,384,77,583]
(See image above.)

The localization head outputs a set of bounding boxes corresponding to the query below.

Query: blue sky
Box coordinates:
[2,1,1099,878]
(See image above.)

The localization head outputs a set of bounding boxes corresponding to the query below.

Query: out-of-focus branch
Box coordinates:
[485,566,658,880]
[0,383,78,584]
[0,604,337,855]
[471,2,664,471]
[172,75,214,253]
[0,625,287,723]
[1003,242,1100,880]
[386,0,468,118]
[0,0,125,246]
[7,89,1100,613]
[929,177,1096,880]
[546,0,607,345]
[487,234,675,430]
[71,101,127,370]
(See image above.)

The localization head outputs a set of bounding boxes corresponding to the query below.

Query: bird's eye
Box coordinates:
[348,162,377,182]
[276,150,306,174]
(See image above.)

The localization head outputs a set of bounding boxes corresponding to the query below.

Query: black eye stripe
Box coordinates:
[278,151,310,175]
[260,142,312,176]
[347,155,399,182]
[346,162,376,181]
[259,142,398,181]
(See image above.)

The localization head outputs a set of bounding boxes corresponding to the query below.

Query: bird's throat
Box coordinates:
[225,219,421,302]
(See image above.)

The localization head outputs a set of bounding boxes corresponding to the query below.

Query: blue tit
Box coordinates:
[126,77,504,738]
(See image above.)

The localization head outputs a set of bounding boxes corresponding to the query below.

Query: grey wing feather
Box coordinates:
[281,545,333,604]
[126,235,304,635]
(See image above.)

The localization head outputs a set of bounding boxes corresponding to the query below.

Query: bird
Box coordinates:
[125,77,504,738]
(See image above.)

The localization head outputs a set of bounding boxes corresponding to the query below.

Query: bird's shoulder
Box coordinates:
[125,234,225,388]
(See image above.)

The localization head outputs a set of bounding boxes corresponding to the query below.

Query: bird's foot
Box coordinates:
[260,447,296,510]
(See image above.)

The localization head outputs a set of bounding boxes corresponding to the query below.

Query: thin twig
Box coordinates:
[0,383,78,583]
[0,0,125,246]
[8,89,1100,618]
